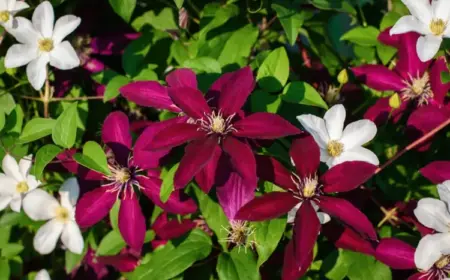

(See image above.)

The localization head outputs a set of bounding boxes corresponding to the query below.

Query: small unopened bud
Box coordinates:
[337,69,349,84]
[389,93,401,109]
[178,8,189,30]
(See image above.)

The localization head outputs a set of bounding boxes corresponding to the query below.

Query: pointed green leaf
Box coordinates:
[281,82,329,109]
[109,200,120,231]
[97,230,126,256]
[160,163,179,203]
[271,3,305,46]
[1,243,24,259]
[256,47,289,92]
[52,102,78,148]
[253,217,287,268]
[109,0,136,22]
[104,75,131,102]
[341,26,380,47]
[33,144,63,180]
[73,141,111,175]
[216,248,260,280]
[19,118,56,144]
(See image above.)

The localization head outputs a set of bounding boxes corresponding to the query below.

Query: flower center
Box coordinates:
[223,220,256,249]
[327,140,344,157]
[197,110,236,136]
[302,177,318,198]
[401,73,433,106]
[115,168,131,184]
[430,19,447,36]
[435,255,450,269]
[16,181,29,193]
[291,174,321,200]
[38,38,54,52]
[0,11,10,22]
[55,206,70,222]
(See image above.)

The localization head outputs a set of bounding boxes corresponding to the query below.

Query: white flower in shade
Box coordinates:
[0,0,29,29]
[287,202,330,224]
[296,104,379,168]
[390,0,450,62]
[414,181,450,274]
[4,1,81,90]
[23,177,84,255]
[0,154,41,212]
[35,269,51,280]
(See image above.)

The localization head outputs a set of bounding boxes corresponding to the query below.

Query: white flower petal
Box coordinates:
[35,269,51,280]
[18,154,32,178]
[61,221,83,254]
[0,196,12,211]
[401,0,432,24]
[26,54,50,90]
[330,147,379,167]
[10,194,21,212]
[320,149,332,163]
[32,1,54,38]
[417,35,442,62]
[59,178,79,208]
[52,15,81,44]
[287,202,302,223]
[390,15,429,35]
[340,120,377,150]
[0,1,7,10]
[33,219,64,255]
[26,175,41,191]
[323,104,346,140]
[415,233,450,271]
[0,173,17,195]
[296,114,329,148]
[23,189,59,221]
[11,1,29,13]
[8,17,40,45]
[438,181,450,208]
[49,41,80,70]
[2,154,23,182]
[414,198,450,232]
[6,0,16,10]
[432,0,450,23]
[317,212,331,224]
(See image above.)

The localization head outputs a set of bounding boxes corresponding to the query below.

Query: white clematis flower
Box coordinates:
[287,201,330,224]
[23,177,84,255]
[296,104,379,168]
[0,0,29,29]
[4,1,81,90]
[0,154,41,212]
[390,0,450,62]
[35,269,51,280]
[414,181,450,273]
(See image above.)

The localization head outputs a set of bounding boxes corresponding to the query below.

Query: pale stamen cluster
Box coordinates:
[291,173,322,201]
[196,110,237,136]
[102,158,144,199]
[420,255,450,279]
[221,220,256,252]
[401,72,434,106]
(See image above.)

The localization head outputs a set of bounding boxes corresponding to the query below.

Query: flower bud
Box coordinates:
[389,93,401,109]
[337,69,348,84]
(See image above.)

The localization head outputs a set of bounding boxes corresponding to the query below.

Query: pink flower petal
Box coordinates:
[318,196,377,240]
[75,186,117,228]
[174,136,219,189]
[429,57,450,105]
[321,161,377,193]
[282,239,313,280]
[323,222,375,256]
[290,134,320,179]
[232,112,300,139]
[195,145,222,193]
[168,87,212,119]
[90,33,140,55]
[375,238,416,269]
[234,192,299,221]
[364,96,408,125]
[150,123,206,150]
[166,68,197,89]
[153,214,196,240]
[420,161,450,184]
[102,111,132,166]
[97,254,139,272]
[119,192,146,250]
[351,65,404,92]
[138,176,197,215]
[206,72,234,108]
[119,81,181,112]
[255,155,297,192]
[218,67,255,116]
[378,28,400,47]
[395,32,430,81]
[408,273,425,280]
[222,137,257,187]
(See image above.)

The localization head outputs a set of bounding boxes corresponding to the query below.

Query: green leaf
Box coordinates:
[104,76,131,102]
[376,42,397,65]
[0,259,10,280]
[310,0,357,15]
[4,105,24,134]
[216,248,260,280]
[110,200,120,231]
[341,26,380,47]
[52,102,78,149]
[73,141,111,175]
[271,3,304,46]
[132,8,178,31]
[250,89,281,113]
[97,230,126,256]
[217,24,259,67]
[109,0,136,22]
[0,93,15,115]
[0,227,11,249]
[281,82,329,109]
[183,57,222,74]
[192,186,230,250]
[0,112,4,132]
[0,213,22,227]
[33,144,63,180]
[66,249,85,273]
[256,47,289,92]
[380,11,401,30]
[122,33,152,77]
[160,163,179,203]
[1,243,24,258]
[145,230,156,242]
[174,0,183,9]
[19,118,56,144]
[253,217,286,268]
[441,71,450,84]
[128,230,212,280]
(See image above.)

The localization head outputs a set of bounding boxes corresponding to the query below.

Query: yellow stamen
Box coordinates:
[210,115,226,133]
[115,168,130,184]
[435,255,450,269]
[327,140,344,157]
[16,181,29,193]
[0,11,9,22]
[302,178,317,198]
[38,38,54,52]
[55,206,70,222]
[430,19,447,36]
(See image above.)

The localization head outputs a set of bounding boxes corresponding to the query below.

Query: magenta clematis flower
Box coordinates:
[352,29,450,138]
[150,212,196,249]
[120,66,300,191]
[235,134,377,279]
[74,111,197,251]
